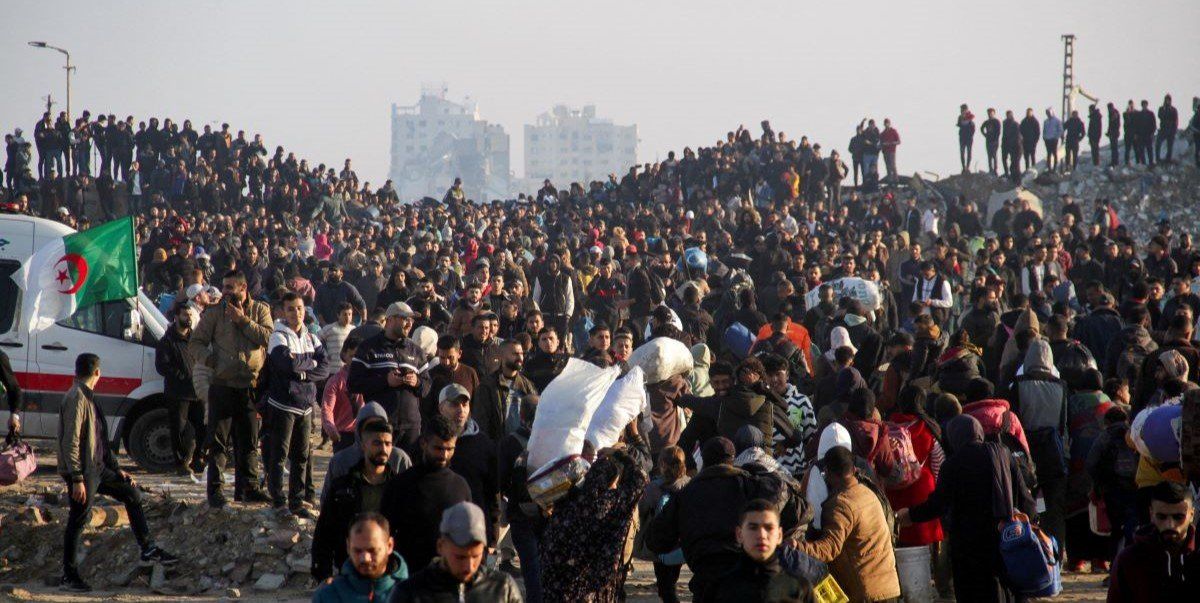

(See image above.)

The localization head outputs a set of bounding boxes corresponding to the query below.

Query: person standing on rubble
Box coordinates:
[1123,100,1138,164]
[1138,99,1158,168]
[1002,110,1022,179]
[881,118,901,183]
[58,353,179,592]
[1189,99,1200,167]
[1064,109,1085,172]
[1107,102,1122,166]
[1088,104,1104,167]
[189,269,275,509]
[957,104,975,173]
[1043,109,1063,173]
[981,108,1001,175]
[1157,94,1179,163]
[1019,108,1040,171]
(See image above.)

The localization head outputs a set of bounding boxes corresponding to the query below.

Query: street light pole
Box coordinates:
[28,41,74,121]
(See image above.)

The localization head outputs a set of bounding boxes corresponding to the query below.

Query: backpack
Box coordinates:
[999,513,1063,597]
[1114,341,1153,385]
[1026,426,1068,482]
[996,412,1040,494]
[1056,340,1097,390]
[881,422,923,490]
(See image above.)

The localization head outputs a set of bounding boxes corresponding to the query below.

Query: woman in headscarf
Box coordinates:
[898,415,1037,603]
[885,385,945,548]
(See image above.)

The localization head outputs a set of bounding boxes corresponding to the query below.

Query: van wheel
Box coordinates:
[128,409,181,472]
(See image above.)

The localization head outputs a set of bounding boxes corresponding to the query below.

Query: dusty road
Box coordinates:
[0,441,1105,602]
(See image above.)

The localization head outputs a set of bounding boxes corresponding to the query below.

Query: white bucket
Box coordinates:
[895,545,934,603]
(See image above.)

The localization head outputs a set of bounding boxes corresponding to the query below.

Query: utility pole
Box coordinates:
[1061,34,1075,121]
[28,42,74,121]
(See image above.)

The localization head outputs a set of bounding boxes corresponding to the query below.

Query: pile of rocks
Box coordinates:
[0,487,317,597]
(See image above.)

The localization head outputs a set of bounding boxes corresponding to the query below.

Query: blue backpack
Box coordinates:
[999,513,1062,597]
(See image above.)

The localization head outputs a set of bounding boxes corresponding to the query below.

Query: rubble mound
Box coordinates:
[0,486,315,596]
[934,156,1200,241]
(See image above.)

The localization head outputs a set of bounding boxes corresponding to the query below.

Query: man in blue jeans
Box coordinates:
[58,354,178,592]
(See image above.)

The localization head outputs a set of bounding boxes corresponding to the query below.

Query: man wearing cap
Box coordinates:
[424,335,480,421]
[438,384,501,554]
[382,415,471,573]
[349,301,431,454]
[313,413,403,583]
[389,502,522,602]
[313,513,409,603]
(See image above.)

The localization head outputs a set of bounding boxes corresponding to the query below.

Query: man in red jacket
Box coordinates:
[1107,481,1200,601]
[881,118,901,183]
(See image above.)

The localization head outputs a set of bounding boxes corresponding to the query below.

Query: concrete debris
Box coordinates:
[0,483,318,595]
[253,573,287,591]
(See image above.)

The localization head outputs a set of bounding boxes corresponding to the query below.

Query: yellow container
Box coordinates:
[814,574,849,603]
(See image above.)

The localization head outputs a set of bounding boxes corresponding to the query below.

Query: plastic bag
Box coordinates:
[586,367,648,450]
[526,359,620,470]
[628,337,693,385]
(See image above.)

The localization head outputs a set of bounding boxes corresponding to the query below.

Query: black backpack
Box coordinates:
[994,412,1040,494]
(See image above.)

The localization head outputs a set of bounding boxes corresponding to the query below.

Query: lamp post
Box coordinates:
[28,41,74,121]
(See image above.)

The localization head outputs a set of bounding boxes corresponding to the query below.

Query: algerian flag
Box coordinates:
[15,216,139,334]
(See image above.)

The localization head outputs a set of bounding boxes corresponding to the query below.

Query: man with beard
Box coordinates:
[313,513,409,602]
[524,326,569,392]
[472,340,537,441]
[1107,482,1199,601]
[460,313,501,377]
[438,384,501,558]
[190,270,274,508]
[311,418,401,582]
[424,335,480,421]
[382,415,471,573]
[390,503,523,601]
[349,302,430,454]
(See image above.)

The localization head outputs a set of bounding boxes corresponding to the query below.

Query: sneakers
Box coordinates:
[59,573,92,592]
[141,545,180,567]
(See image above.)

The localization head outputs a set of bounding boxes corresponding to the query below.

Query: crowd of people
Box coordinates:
[1,97,1199,603]
[952,95,1200,179]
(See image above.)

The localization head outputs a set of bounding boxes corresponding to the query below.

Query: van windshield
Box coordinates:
[0,260,19,335]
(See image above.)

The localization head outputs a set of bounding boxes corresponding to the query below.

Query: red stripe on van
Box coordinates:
[14,372,142,396]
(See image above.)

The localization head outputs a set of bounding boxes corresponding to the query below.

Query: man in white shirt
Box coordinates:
[912,261,954,324]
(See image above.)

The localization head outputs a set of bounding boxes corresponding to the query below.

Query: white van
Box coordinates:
[0,214,179,471]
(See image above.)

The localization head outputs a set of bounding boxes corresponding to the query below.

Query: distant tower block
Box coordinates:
[1061,34,1076,120]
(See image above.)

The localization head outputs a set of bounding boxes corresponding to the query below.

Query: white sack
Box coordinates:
[627,337,694,385]
[586,367,648,451]
[526,359,620,470]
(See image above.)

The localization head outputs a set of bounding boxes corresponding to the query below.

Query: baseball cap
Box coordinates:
[438,383,471,404]
[384,301,415,319]
[439,501,487,547]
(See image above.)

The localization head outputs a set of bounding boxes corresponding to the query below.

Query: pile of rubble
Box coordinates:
[0,484,316,597]
[930,138,1199,241]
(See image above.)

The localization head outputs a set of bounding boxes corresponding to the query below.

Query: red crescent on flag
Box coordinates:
[56,253,89,294]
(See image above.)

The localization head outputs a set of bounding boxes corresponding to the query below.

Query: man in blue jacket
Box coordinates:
[312,512,408,603]
[266,292,329,516]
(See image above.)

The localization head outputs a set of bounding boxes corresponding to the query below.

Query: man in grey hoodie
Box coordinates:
[321,402,412,501]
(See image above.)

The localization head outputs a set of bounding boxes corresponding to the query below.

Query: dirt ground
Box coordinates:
[0,441,1106,602]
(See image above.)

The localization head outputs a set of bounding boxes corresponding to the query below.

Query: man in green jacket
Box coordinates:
[188,268,274,508]
[58,353,177,592]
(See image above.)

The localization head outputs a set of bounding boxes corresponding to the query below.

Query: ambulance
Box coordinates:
[0,213,177,471]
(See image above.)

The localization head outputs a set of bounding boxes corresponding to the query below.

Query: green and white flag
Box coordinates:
[16,217,139,333]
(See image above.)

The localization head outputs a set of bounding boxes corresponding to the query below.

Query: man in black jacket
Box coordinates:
[980,108,1001,175]
[1001,110,1022,179]
[647,437,803,600]
[1138,99,1158,167]
[1064,110,1086,172]
[315,264,367,325]
[1019,108,1041,170]
[524,326,569,392]
[704,499,812,602]
[349,301,431,454]
[472,340,537,441]
[382,415,471,573]
[311,417,398,582]
[1107,103,1122,166]
[154,306,205,476]
[437,384,501,555]
[1087,104,1103,166]
[1,349,24,437]
[388,502,523,602]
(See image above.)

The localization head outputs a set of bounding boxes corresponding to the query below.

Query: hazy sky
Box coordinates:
[3,1,1197,192]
